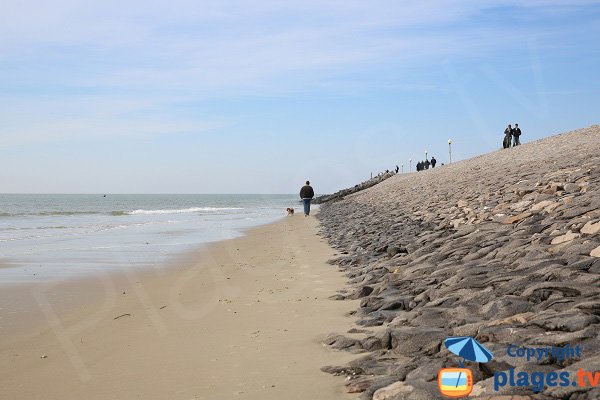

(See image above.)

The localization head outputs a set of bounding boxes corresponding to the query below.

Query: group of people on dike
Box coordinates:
[503,123,522,148]
[416,156,436,171]
[301,124,527,214]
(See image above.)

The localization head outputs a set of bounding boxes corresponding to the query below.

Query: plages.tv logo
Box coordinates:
[438,336,494,398]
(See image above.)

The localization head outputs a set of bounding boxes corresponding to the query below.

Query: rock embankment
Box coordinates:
[313,172,395,204]
[318,125,600,399]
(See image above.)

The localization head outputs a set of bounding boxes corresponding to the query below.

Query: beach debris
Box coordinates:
[347,328,373,334]
[40,355,47,359]
[113,313,131,320]
[159,305,167,309]
[321,365,363,376]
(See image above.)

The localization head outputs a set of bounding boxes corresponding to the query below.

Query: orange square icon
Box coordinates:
[438,367,473,397]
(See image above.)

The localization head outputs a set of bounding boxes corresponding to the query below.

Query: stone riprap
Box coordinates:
[317,125,600,399]
[313,172,395,204]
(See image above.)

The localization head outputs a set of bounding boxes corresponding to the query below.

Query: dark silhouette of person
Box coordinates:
[416,161,422,171]
[299,181,315,216]
[503,124,512,149]
[431,157,437,168]
[513,123,522,146]
[395,165,399,173]
[424,159,430,169]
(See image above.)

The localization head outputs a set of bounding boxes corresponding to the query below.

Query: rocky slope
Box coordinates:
[317,125,600,400]
[313,171,395,204]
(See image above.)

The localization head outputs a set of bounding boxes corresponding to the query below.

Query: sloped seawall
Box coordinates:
[318,125,600,399]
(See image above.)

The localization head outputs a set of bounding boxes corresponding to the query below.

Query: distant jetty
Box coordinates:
[318,125,600,399]
[313,172,395,205]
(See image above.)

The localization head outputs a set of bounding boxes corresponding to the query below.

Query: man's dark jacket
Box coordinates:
[300,185,314,199]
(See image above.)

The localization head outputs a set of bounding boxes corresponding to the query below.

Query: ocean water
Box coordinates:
[0,194,301,283]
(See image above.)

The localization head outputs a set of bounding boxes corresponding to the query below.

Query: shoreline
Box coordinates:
[0,209,305,339]
[0,195,301,286]
[0,212,358,399]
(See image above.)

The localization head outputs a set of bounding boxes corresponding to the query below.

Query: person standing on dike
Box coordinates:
[513,123,522,146]
[299,181,315,216]
[503,124,513,148]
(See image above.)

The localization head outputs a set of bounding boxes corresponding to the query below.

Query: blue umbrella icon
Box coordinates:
[445,336,493,363]
[444,336,493,388]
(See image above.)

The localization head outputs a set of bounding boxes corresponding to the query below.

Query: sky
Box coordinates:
[1,0,599,194]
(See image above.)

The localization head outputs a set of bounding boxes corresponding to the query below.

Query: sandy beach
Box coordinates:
[0,213,358,399]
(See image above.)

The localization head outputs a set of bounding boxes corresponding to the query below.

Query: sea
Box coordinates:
[0,194,301,283]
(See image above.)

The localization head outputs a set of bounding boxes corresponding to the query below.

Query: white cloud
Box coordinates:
[0,0,596,145]
[2,0,593,89]
[0,95,220,145]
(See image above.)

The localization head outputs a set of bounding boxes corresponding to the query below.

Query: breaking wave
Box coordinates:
[126,207,244,215]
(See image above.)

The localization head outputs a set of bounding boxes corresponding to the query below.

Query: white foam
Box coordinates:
[128,207,243,215]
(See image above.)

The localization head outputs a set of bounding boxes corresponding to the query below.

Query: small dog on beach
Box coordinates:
[286,208,295,215]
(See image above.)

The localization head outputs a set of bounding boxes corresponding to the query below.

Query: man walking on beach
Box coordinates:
[513,123,522,146]
[300,181,315,216]
[431,157,437,168]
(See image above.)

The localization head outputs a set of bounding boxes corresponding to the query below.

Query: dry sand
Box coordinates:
[0,213,358,399]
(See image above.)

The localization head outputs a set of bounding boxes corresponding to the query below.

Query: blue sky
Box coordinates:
[1,0,599,194]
